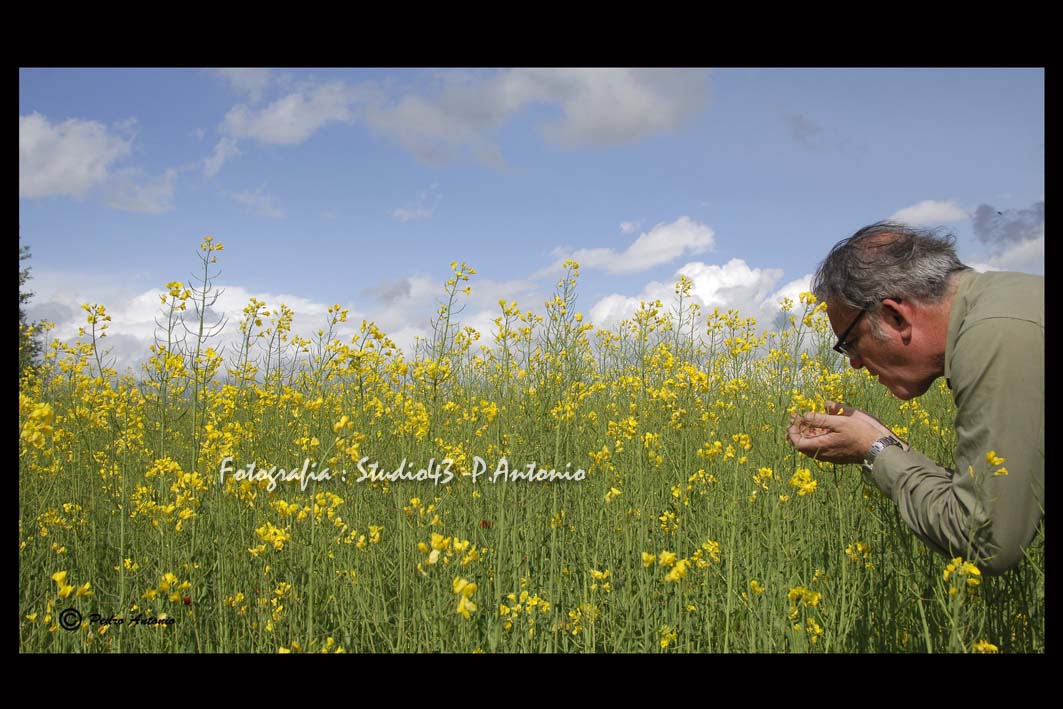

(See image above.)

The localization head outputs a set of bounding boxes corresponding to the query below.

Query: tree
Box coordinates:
[19,239,42,377]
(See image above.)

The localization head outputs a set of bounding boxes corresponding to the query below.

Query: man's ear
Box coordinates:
[880,298,912,343]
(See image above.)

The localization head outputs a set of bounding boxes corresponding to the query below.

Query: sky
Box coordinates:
[19,68,1045,372]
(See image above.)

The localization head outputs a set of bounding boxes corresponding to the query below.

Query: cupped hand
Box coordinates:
[787,401,898,464]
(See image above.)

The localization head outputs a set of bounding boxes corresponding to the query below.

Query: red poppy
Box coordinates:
[183,595,192,605]
[480,520,493,529]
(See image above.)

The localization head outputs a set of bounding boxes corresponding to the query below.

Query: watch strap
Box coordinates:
[864,435,903,467]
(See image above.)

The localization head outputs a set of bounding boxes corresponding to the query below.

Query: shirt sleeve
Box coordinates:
[869,317,1044,575]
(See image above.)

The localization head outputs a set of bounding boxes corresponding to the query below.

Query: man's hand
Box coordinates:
[787,400,903,464]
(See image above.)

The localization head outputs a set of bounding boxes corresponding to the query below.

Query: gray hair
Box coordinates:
[813,221,970,317]
[812,222,971,341]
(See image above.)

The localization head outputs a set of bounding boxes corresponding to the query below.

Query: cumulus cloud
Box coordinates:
[528,68,709,147]
[391,183,441,222]
[972,202,1044,245]
[588,258,786,330]
[203,136,240,177]
[364,68,710,165]
[229,188,284,219]
[105,168,177,214]
[363,277,414,304]
[761,274,815,330]
[619,220,641,234]
[211,68,273,104]
[541,217,715,276]
[19,112,132,199]
[359,272,542,352]
[965,201,1044,276]
[889,199,969,226]
[26,270,363,373]
[968,233,1044,275]
[212,69,709,166]
[363,91,505,167]
[783,111,863,156]
[221,81,365,145]
[987,236,1043,273]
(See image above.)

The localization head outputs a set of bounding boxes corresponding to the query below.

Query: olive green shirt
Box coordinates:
[869,270,1044,575]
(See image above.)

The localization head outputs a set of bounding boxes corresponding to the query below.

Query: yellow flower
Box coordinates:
[641,552,656,568]
[664,558,690,583]
[159,572,179,591]
[453,576,477,598]
[658,550,677,567]
[789,468,818,496]
[787,585,821,607]
[659,625,678,649]
[985,451,1006,466]
[453,577,478,619]
[994,466,1008,476]
[749,579,765,595]
[369,525,383,544]
[972,639,999,654]
[51,570,74,598]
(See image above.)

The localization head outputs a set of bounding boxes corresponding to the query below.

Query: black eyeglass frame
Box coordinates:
[832,308,867,356]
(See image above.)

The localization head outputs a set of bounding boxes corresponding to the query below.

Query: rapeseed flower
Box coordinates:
[452,576,478,619]
[789,468,818,496]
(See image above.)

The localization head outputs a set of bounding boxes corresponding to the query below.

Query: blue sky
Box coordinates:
[19,68,1044,371]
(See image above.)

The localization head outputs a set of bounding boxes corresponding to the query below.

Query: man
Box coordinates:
[787,222,1043,575]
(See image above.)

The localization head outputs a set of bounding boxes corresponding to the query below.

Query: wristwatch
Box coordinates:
[864,435,904,467]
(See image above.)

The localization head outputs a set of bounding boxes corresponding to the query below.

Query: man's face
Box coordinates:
[827,300,941,401]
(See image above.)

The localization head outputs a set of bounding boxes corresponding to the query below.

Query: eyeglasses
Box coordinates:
[832,308,867,357]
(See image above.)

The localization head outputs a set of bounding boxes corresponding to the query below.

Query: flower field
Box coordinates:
[18,238,1044,653]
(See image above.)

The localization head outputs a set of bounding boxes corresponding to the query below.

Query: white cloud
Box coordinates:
[221,81,363,145]
[229,188,284,219]
[385,325,432,355]
[20,112,132,199]
[391,183,441,222]
[968,232,1044,276]
[105,168,177,214]
[212,68,273,103]
[527,68,709,147]
[363,68,710,165]
[619,220,641,234]
[762,275,813,312]
[203,137,240,177]
[363,93,504,167]
[27,271,364,373]
[989,234,1043,274]
[360,272,542,354]
[889,200,968,226]
[588,258,787,331]
[542,217,715,276]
